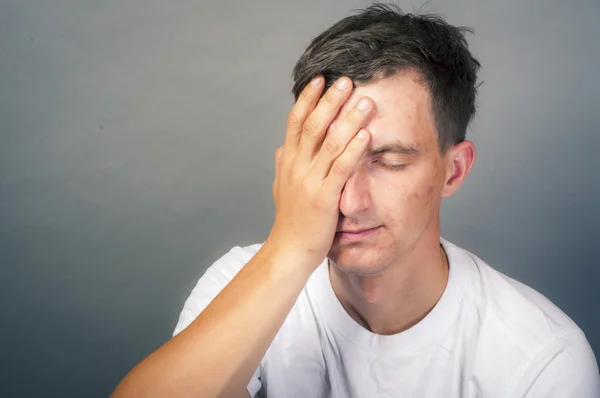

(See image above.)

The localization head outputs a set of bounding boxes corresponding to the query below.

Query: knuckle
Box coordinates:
[340,115,364,138]
[287,111,302,128]
[338,119,357,138]
[346,110,364,125]
[298,89,312,104]
[331,159,347,175]
[322,137,340,155]
[318,94,335,109]
[302,117,320,137]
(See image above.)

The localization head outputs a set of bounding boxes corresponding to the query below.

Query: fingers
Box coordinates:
[322,129,371,195]
[310,96,373,180]
[284,76,324,152]
[296,77,354,168]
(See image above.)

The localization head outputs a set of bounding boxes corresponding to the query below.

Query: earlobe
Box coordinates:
[441,141,476,198]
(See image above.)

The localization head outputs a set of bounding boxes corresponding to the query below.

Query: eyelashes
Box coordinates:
[370,159,407,171]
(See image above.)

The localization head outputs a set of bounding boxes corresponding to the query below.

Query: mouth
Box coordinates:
[335,226,381,242]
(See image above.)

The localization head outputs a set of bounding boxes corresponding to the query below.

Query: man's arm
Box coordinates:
[511,332,600,397]
[114,243,314,397]
[111,75,374,397]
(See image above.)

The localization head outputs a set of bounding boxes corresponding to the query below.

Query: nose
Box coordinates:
[339,168,371,217]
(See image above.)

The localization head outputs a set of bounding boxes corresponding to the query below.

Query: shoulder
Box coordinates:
[185,242,265,301]
[198,243,265,283]
[173,242,264,336]
[445,240,599,395]
[445,239,582,353]
[510,332,600,397]
[474,256,581,355]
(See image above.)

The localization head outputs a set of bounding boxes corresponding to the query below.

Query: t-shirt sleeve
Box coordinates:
[511,332,600,397]
[172,244,264,398]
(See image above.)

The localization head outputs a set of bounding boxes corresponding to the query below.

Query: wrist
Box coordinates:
[261,237,324,277]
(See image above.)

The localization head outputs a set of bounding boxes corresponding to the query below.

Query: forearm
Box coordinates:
[112,72,366,397]
[112,242,316,398]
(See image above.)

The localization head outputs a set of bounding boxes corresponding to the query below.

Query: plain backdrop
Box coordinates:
[1,0,599,396]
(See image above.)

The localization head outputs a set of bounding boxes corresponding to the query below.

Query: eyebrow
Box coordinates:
[366,141,420,157]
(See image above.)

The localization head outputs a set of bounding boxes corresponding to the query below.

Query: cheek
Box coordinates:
[372,179,412,225]
[413,158,445,203]
[374,170,441,226]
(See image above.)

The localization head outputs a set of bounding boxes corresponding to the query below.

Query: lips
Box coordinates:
[335,226,381,242]
[340,228,373,233]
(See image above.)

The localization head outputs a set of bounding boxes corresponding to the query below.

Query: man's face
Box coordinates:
[327,69,449,275]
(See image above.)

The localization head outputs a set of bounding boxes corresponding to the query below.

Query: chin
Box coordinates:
[328,243,391,276]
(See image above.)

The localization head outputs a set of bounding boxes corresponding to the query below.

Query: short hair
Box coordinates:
[291,3,481,153]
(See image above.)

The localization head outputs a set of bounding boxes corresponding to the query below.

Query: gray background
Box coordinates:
[1,0,599,396]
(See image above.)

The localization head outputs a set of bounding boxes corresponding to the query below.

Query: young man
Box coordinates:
[113,4,599,397]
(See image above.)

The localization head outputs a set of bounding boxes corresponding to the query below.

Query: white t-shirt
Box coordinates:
[173,238,600,397]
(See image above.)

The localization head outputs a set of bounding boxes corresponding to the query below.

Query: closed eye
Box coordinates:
[371,159,407,170]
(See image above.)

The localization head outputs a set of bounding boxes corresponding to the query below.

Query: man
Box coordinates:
[112,4,599,397]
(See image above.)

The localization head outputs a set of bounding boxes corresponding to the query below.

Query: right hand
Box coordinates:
[265,75,374,269]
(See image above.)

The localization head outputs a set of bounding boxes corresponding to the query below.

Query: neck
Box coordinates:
[329,230,449,335]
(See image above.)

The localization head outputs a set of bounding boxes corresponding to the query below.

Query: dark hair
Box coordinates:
[291,3,481,153]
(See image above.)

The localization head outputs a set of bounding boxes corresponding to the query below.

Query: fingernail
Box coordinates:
[336,78,349,90]
[311,76,322,86]
[357,98,370,110]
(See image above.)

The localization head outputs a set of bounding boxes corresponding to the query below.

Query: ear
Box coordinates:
[441,140,476,198]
